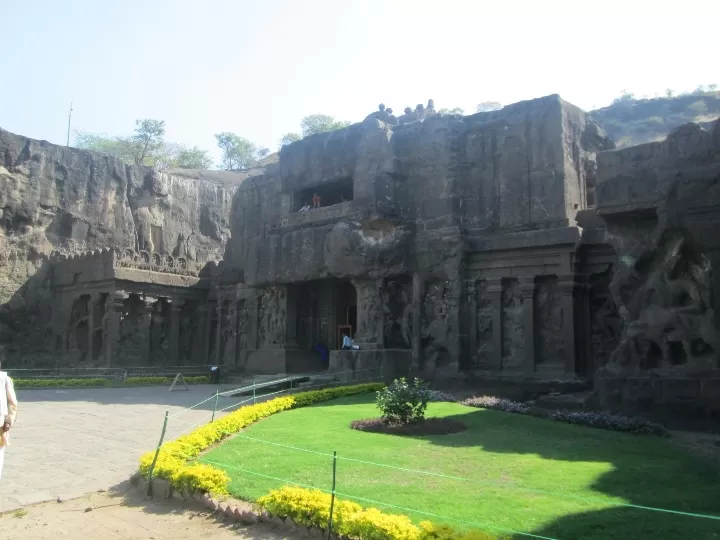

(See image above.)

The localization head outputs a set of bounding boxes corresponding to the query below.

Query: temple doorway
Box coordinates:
[292,279,357,352]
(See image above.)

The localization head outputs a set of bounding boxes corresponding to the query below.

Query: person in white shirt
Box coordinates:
[0,357,19,481]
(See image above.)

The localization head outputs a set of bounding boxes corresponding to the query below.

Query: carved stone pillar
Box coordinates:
[519,279,536,373]
[206,301,217,363]
[169,299,184,365]
[411,274,424,370]
[104,290,128,367]
[141,296,158,364]
[215,303,224,365]
[486,279,503,370]
[194,304,209,364]
[87,292,97,362]
[558,274,578,374]
[466,281,477,370]
[352,279,384,349]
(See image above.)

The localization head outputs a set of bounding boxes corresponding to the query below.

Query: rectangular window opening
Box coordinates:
[294,178,353,212]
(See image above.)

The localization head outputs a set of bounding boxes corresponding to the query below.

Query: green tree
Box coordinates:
[75,119,213,171]
[131,119,166,166]
[300,114,351,137]
[438,107,465,115]
[476,101,502,113]
[214,132,259,170]
[175,145,213,169]
[279,132,302,146]
[74,131,138,163]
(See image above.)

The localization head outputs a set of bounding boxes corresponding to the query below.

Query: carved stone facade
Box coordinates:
[3,98,720,425]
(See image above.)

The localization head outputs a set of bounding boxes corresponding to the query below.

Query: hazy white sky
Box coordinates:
[1,0,717,163]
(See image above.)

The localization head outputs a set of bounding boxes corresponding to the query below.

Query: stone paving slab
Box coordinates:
[0,384,247,513]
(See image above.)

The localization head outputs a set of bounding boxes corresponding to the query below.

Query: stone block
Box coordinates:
[271,515,285,527]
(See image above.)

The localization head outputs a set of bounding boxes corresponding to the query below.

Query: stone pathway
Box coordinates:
[1,486,297,539]
[0,384,249,513]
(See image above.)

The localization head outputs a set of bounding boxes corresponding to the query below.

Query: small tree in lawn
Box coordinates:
[376,378,432,425]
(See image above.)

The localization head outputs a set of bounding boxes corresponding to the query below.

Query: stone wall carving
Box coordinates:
[114,248,204,276]
[501,279,525,369]
[257,286,286,346]
[589,266,621,370]
[608,231,716,371]
[475,280,494,368]
[382,276,412,349]
[421,281,454,370]
[536,276,564,367]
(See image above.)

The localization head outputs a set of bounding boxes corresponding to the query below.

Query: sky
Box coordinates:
[1,0,718,165]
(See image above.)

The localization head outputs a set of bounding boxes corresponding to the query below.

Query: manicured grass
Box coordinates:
[203,394,720,540]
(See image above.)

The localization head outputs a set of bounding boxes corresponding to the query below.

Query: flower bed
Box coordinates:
[257,486,503,540]
[14,375,209,389]
[461,395,667,436]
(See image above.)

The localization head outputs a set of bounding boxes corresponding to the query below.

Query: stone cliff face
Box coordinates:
[593,118,720,422]
[224,95,614,288]
[0,127,241,355]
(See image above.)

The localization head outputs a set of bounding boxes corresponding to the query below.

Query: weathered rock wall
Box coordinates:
[0,127,240,360]
[594,118,720,425]
[224,95,611,287]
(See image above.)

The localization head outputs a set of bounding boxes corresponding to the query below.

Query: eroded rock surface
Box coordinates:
[0,127,243,360]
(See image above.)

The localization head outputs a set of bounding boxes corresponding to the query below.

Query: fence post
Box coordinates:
[146,411,169,496]
[211,390,219,422]
[327,451,337,540]
[252,380,256,404]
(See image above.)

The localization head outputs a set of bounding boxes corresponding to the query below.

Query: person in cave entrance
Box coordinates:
[341,333,360,350]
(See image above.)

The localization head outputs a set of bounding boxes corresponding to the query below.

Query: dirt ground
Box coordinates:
[0,484,299,540]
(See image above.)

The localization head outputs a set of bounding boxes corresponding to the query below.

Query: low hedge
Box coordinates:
[257,486,504,540]
[138,383,385,494]
[14,375,209,389]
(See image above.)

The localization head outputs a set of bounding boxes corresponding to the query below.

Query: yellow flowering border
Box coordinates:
[138,383,385,495]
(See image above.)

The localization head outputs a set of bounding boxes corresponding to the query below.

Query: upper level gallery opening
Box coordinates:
[293,177,354,212]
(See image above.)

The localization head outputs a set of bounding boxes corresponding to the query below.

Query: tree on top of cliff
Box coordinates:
[278,114,351,148]
[132,119,165,165]
[279,132,302,147]
[300,114,351,137]
[74,118,213,170]
[214,132,263,171]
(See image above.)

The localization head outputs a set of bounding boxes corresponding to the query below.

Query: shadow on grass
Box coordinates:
[415,407,720,540]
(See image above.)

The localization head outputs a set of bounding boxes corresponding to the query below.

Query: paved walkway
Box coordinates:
[1,487,296,539]
[0,384,248,513]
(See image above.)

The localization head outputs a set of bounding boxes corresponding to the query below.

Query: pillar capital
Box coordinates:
[519,279,536,299]
[168,299,185,312]
[486,278,503,296]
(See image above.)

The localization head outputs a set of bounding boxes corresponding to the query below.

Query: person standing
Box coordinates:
[0,357,19,481]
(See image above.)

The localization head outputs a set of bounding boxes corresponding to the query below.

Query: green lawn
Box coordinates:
[202,394,720,540]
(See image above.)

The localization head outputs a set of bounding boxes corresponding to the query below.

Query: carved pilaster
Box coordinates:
[486,279,503,370]
[215,303,224,365]
[104,290,128,367]
[466,281,477,370]
[194,304,209,364]
[87,292,98,362]
[411,274,424,370]
[519,279,536,373]
[558,274,579,374]
[141,296,158,364]
[352,279,384,349]
[169,299,184,365]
